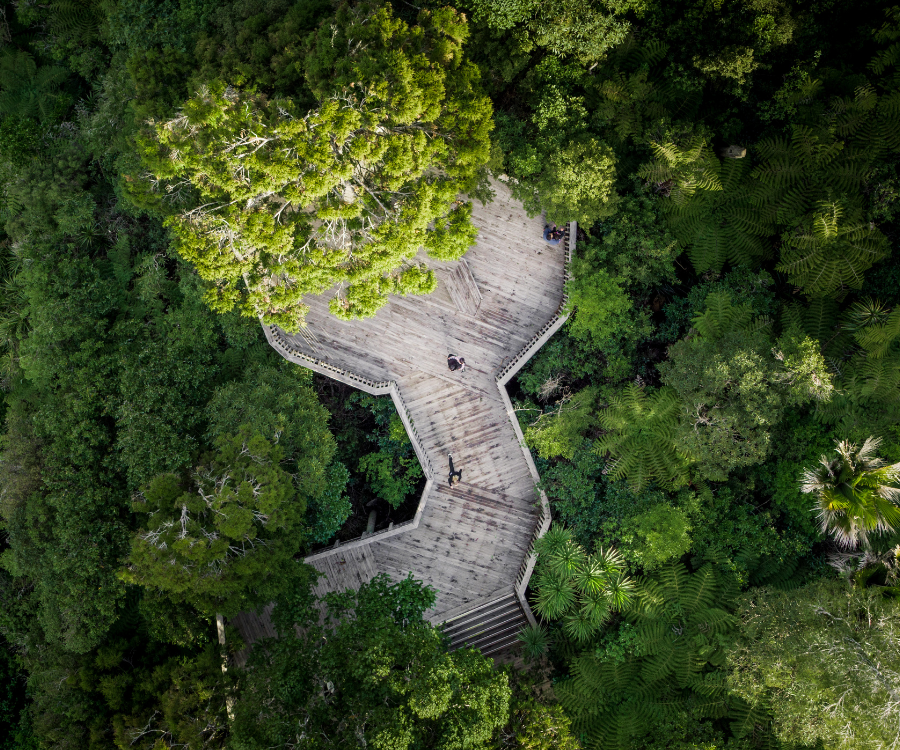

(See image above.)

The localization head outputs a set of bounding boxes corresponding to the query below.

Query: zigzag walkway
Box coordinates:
[230,183,570,656]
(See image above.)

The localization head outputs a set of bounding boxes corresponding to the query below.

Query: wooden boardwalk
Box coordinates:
[231,181,568,646]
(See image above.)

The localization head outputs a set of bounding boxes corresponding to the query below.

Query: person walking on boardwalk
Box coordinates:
[448,454,462,486]
[447,354,467,372]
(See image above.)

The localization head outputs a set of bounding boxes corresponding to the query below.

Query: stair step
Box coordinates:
[444,603,523,641]
[453,619,524,651]
[442,592,517,628]
[441,592,528,655]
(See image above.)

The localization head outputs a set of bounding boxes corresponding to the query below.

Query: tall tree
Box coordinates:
[659,292,833,481]
[230,572,512,750]
[134,0,493,331]
[727,579,900,750]
[126,429,306,616]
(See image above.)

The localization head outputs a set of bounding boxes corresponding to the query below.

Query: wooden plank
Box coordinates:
[443,259,483,316]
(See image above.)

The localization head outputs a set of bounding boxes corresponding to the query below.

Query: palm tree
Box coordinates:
[801,436,900,549]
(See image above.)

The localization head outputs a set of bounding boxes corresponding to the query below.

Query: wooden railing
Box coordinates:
[263,325,434,560]
[496,221,576,626]
[496,223,574,384]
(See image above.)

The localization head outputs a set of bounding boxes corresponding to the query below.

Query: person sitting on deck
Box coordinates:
[543,224,564,244]
[447,354,467,372]
[448,454,462,486]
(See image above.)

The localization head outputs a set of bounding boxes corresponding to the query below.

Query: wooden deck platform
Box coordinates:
[233,181,567,645]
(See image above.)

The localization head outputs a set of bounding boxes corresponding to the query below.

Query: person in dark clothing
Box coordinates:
[543,224,564,245]
[448,454,462,486]
[447,354,467,372]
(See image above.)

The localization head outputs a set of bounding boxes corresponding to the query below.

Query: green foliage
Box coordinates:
[517,623,552,660]
[750,125,873,224]
[660,291,833,481]
[777,201,890,297]
[595,384,687,492]
[0,51,69,123]
[496,686,581,750]
[525,388,597,461]
[205,363,337,502]
[577,194,678,291]
[305,461,352,544]
[637,138,721,207]
[232,573,510,750]
[556,562,738,750]
[664,157,773,274]
[527,136,619,227]
[617,504,692,571]
[0,636,31,750]
[468,0,645,63]
[532,526,634,642]
[565,270,632,344]
[801,436,900,549]
[135,1,493,331]
[127,429,305,616]
[353,394,424,509]
[727,579,900,750]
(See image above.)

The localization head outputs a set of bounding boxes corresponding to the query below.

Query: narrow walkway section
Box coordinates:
[234,182,567,647]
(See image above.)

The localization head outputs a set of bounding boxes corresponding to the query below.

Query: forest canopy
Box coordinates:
[1,0,900,749]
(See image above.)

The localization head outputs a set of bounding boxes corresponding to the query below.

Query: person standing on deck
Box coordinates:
[447,354,467,372]
[448,454,462,486]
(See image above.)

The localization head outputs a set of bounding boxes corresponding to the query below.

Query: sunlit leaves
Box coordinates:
[532,526,634,641]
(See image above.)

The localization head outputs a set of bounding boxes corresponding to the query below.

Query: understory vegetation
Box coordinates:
[0,0,899,748]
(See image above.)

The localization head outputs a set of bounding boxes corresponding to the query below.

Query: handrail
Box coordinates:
[499,221,576,626]
[262,325,434,559]
[496,223,574,384]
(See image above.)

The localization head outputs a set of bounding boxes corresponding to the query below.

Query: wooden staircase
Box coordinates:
[441,591,527,656]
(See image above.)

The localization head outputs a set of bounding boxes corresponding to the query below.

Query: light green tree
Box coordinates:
[525,387,597,461]
[134,1,492,331]
[468,0,646,64]
[727,579,900,750]
[126,429,306,615]
[659,292,833,480]
[618,504,692,570]
[527,136,619,226]
[801,436,900,549]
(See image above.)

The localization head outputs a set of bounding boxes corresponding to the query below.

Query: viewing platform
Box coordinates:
[232,181,572,655]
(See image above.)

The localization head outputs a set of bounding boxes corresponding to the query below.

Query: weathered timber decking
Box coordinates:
[232,181,568,645]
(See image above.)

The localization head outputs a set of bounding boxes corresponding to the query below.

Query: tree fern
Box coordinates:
[629,563,738,687]
[50,0,101,43]
[665,157,774,273]
[637,138,722,206]
[781,298,843,355]
[0,50,69,122]
[595,384,688,492]
[556,563,738,750]
[532,527,634,641]
[776,201,889,297]
[690,290,759,339]
[751,125,870,223]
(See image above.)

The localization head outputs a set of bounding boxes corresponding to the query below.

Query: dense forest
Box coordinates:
[0,0,899,748]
